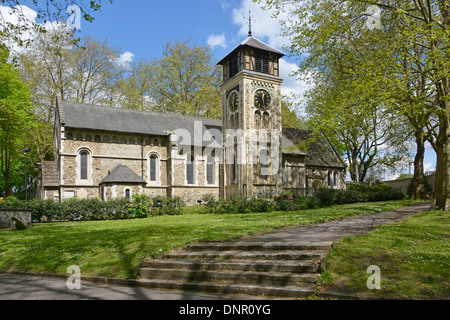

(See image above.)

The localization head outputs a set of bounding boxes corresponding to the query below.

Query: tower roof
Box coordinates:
[217,36,285,66]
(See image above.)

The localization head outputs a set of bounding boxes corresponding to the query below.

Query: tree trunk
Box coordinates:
[412,133,427,199]
[434,119,449,210]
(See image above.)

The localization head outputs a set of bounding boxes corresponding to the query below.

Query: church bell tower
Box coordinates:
[217,33,285,200]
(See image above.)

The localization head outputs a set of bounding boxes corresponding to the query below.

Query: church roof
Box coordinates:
[57,99,345,169]
[99,165,146,185]
[58,99,221,146]
[282,128,346,169]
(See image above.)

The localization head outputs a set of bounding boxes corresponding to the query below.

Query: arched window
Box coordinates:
[254,111,261,129]
[186,153,195,185]
[263,112,270,129]
[231,153,237,183]
[149,155,157,182]
[80,151,88,180]
[124,188,131,199]
[259,149,269,182]
[206,157,214,185]
[334,171,339,188]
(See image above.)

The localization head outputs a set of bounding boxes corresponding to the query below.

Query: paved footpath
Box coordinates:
[0,202,432,300]
[237,202,433,245]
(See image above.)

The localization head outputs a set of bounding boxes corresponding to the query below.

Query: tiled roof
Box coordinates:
[99,165,146,184]
[58,100,345,169]
[217,36,285,65]
[282,128,346,168]
[59,99,221,146]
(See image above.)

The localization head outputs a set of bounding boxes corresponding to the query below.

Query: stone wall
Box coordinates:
[0,209,32,229]
[172,187,219,205]
[383,173,436,194]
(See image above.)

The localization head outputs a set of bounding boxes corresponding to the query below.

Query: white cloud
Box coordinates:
[0,4,37,27]
[118,51,135,67]
[221,1,232,11]
[0,5,38,53]
[231,0,295,49]
[207,33,227,49]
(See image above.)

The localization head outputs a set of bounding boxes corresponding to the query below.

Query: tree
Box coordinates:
[146,40,222,119]
[0,0,112,47]
[117,58,154,110]
[0,45,34,196]
[259,0,450,209]
[17,28,126,162]
[281,98,305,129]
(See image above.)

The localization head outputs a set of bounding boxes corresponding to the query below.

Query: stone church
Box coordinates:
[41,36,346,204]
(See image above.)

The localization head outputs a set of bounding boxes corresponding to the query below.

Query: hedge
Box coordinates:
[201,183,405,214]
[0,194,185,222]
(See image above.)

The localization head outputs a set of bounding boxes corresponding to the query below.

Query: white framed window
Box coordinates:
[147,152,161,185]
[150,155,157,182]
[76,147,93,185]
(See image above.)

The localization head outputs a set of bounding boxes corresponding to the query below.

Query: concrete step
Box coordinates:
[183,241,333,252]
[128,278,315,298]
[138,268,319,286]
[160,250,326,261]
[140,259,319,273]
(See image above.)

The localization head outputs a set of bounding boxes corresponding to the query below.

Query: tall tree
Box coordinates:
[0,0,112,47]
[0,45,34,196]
[17,28,126,161]
[146,40,222,119]
[259,0,450,209]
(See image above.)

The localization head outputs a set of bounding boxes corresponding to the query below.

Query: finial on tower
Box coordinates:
[248,10,253,37]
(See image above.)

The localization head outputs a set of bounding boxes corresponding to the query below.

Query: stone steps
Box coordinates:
[160,250,326,261]
[138,268,318,286]
[128,278,315,298]
[141,259,320,273]
[183,241,333,252]
[134,240,331,298]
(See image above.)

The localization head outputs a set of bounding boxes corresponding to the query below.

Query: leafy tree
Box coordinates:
[146,40,222,119]
[259,0,450,209]
[17,28,127,162]
[0,45,34,196]
[0,0,112,47]
[281,98,305,129]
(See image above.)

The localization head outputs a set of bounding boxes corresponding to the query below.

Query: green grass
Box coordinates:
[0,199,424,279]
[317,208,450,299]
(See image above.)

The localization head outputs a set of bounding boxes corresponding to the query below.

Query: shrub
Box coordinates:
[315,187,336,206]
[274,199,294,211]
[243,198,271,213]
[335,189,366,205]
[128,194,152,219]
[304,196,322,209]
[152,196,185,216]
[201,193,217,213]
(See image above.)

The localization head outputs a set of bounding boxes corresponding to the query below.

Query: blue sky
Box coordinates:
[73,0,306,98]
[0,0,437,176]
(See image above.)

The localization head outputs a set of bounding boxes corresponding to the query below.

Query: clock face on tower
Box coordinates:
[254,89,271,110]
[228,91,239,112]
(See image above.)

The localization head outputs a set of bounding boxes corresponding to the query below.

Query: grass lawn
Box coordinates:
[317,208,450,299]
[0,199,425,280]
